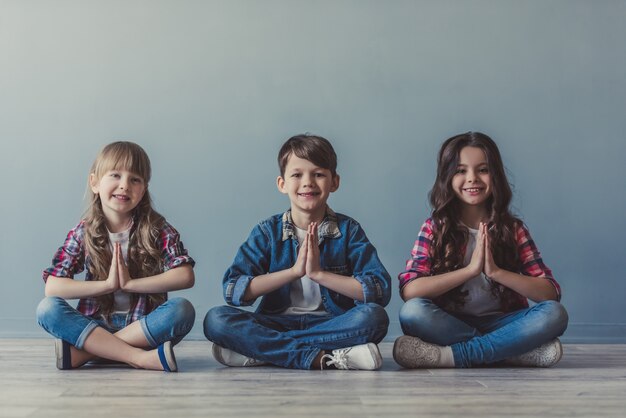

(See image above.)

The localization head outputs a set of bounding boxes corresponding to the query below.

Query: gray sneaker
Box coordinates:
[211,344,267,367]
[505,339,563,368]
[393,336,444,368]
[321,343,382,370]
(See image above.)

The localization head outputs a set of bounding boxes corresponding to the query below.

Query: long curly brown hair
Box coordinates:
[429,132,521,311]
[83,141,166,317]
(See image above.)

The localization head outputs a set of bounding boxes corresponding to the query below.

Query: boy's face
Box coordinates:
[277,154,339,219]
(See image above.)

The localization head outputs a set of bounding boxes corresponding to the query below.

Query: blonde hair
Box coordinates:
[84,141,165,316]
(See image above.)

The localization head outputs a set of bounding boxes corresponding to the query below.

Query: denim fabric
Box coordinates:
[204,303,389,369]
[36,296,195,349]
[399,297,568,368]
[223,209,392,314]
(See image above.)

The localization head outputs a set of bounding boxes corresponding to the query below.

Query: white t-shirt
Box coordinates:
[454,227,502,316]
[281,227,327,315]
[108,226,132,314]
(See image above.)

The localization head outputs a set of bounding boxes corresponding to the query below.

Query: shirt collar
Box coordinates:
[281,206,341,242]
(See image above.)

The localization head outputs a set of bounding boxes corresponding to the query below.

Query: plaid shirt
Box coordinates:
[42,220,195,322]
[398,218,561,312]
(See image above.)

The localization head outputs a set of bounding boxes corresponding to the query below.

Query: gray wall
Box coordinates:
[1,0,625,342]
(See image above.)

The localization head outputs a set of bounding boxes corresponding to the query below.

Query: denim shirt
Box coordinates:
[223,208,391,315]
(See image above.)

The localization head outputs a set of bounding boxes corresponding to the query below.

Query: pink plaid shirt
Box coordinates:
[43,220,194,322]
[398,218,561,312]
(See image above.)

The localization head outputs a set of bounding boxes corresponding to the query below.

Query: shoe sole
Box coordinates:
[393,336,416,368]
[393,336,441,369]
[212,344,267,367]
[55,339,72,370]
[365,343,383,370]
[211,343,229,366]
[159,341,178,372]
[523,339,563,368]
[504,339,564,368]
[552,339,564,365]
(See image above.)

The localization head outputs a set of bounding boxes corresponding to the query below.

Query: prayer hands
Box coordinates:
[468,222,500,280]
[305,222,323,280]
[290,222,322,281]
[106,242,132,292]
[482,223,500,279]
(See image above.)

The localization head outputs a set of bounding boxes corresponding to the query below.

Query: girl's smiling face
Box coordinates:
[451,146,492,208]
[90,169,146,227]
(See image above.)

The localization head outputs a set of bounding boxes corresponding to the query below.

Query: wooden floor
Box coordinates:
[1,340,625,418]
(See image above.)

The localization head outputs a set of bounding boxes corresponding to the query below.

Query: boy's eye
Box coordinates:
[131,178,143,183]
[314,172,326,177]
[291,173,301,178]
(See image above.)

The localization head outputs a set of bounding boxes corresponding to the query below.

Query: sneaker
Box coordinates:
[505,339,563,368]
[157,341,178,372]
[55,339,72,370]
[212,344,267,367]
[393,336,448,368]
[320,343,382,370]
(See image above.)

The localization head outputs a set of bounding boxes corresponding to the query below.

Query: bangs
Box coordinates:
[278,134,337,176]
[292,147,332,172]
[93,142,151,182]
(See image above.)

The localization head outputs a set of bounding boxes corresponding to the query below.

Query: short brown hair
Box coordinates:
[278,134,337,177]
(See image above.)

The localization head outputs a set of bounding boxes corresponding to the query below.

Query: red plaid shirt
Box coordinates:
[398,218,561,312]
[43,220,195,322]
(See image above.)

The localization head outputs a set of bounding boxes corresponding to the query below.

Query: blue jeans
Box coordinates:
[399,297,568,368]
[204,303,389,369]
[36,296,196,349]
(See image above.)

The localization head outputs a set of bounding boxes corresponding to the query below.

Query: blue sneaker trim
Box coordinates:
[157,341,177,372]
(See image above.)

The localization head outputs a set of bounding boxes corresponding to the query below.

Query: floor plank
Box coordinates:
[0,340,624,417]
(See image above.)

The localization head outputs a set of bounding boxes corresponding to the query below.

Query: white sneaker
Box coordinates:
[321,343,382,370]
[505,339,563,368]
[211,344,267,367]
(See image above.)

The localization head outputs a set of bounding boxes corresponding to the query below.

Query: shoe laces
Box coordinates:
[320,347,351,370]
[244,357,260,366]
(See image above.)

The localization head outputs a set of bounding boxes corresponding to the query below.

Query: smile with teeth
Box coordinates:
[113,194,130,201]
[463,188,483,193]
[298,192,320,197]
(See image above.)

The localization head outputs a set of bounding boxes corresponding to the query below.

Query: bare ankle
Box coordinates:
[128,350,151,370]
[133,348,169,371]
[70,346,94,368]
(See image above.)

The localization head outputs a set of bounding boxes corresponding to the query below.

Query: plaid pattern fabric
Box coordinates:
[43,220,194,322]
[398,218,561,311]
[281,206,342,242]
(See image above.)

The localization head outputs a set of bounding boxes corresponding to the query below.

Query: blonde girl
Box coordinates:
[37,141,195,371]
[395,132,568,368]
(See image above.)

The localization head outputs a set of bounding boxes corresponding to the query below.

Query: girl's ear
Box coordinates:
[89,173,99,194]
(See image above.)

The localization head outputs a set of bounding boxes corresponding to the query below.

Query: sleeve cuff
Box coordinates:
[229,275,254,306]
[354,275,384,305]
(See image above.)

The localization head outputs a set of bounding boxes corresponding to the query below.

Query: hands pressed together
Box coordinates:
[290,222,323,281]
[105,242,132,292]
[467,222,502,281]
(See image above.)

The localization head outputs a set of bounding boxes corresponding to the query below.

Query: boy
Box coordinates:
[204,134,391,370]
